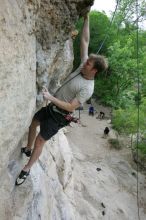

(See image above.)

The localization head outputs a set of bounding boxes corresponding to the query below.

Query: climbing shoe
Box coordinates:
[15,170,30,186]
[21,147,32,157]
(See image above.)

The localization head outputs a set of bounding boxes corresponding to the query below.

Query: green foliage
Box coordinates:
[73,11,146,109]
[112,98,146,158]
[108,39,137,94]
[112,97,146,134]
[73,9,146,157]
[114,0,146,29]
[137,141,146,155]
[89,11,112,54]
[94,39,138,108]
[108,138,122,150]
[112,97,146,155]
[140,49,146,96]
[112,107,137,134]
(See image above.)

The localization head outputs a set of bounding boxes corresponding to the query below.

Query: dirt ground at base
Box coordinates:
[64,102,146,220]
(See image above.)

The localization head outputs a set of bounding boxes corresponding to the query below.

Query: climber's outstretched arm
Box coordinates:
[80,14,90,63]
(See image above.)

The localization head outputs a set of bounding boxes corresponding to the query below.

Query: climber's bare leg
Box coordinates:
[26,119,40,150]
[23,134,46,171]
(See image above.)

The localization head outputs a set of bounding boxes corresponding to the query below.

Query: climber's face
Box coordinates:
[81,58,97,79]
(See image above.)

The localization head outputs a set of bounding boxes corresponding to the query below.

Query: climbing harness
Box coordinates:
[64,114,79,123]
[49,103,80,124]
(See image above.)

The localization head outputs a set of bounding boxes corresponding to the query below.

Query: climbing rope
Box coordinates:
[135,0,140,219]
[96,0,121,54]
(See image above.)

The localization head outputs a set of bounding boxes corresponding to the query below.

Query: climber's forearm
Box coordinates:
[42,87,80,112]
[80,14,90,62]
[49,96,80,112]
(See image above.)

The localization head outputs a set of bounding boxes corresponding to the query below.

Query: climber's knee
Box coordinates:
[30,118,40,128]
[34,134,46,149]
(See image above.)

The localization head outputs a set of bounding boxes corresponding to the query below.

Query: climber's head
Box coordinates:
[81,54,108,79]
[89,54,108,76]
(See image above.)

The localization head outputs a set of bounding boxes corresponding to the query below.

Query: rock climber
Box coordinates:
[15,11,108,185]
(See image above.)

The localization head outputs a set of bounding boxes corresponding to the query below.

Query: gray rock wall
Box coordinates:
[0,0,37,174]
[0,0,93,219]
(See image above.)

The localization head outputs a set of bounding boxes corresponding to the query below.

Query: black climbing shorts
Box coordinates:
[33,104,69,141]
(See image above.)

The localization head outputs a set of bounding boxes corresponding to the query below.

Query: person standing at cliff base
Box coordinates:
[89,104,94,116]
[15,12,108,185]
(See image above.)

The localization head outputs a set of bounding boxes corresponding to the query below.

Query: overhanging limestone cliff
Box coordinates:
[0,0,93,219]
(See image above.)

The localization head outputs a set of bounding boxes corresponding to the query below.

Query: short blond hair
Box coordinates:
[89,54,108,73]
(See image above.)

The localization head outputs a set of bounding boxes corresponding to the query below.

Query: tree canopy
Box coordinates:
[73,8,146,157]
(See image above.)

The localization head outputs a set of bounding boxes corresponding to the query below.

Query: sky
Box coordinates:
[91,0,146,29]
[91,0,116,16]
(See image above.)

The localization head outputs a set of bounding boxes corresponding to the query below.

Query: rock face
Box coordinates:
[0,0,93,219]
[36,0,94,105]
[0,0,36,175]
